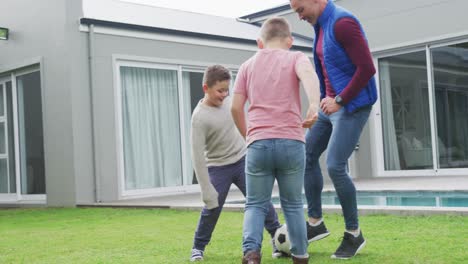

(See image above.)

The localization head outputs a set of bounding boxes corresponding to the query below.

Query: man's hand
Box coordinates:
[320,96,341,115]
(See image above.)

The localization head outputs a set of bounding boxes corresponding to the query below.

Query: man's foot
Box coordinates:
[306,221,330,243]
[271,239,288,258]
[242,251,261,264]
[331,231,366,259]
[190,248,204,262]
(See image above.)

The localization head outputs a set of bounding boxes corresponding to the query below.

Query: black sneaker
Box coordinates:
[331,231,366,259]
[306,221,330,243]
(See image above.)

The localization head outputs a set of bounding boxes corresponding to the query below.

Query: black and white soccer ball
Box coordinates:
[273,224,291,254]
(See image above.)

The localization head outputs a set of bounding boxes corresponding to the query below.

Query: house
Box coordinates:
[0,0,312,206]
[2,0,467,208]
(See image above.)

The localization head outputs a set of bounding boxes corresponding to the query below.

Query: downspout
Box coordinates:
[87,24,101,203]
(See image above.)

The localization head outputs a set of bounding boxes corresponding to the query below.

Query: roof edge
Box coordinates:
[239,4,291,20]
[79,18,312,52]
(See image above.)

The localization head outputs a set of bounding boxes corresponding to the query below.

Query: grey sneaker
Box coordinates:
[331,231,366,259]
[306,221,330,243]
[190,248,204,262]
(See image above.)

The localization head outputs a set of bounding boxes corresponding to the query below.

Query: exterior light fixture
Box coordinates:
[0,27,9,40]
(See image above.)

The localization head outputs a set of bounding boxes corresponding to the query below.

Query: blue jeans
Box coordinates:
[304,106,371,230]
[193,157,280,251]
[242,139,308,256]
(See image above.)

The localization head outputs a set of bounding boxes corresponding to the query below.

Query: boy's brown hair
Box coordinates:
[203,65,231,87]
[260,17,292,42]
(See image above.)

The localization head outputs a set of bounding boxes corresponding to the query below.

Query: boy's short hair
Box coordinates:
[203,65,231,87]
[260,17,292,42]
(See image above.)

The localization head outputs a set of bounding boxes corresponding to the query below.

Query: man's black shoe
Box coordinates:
[306,221,330,243]
[331,231,366,259]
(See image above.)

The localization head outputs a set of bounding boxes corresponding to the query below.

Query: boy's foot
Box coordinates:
[331,231,366,259]
[190,248,204,262]
[271,239,288,258]
[306,221,330,243]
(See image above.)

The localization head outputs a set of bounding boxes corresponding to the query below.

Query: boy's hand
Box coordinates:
[202,184,219,209]
[302,106,318,128]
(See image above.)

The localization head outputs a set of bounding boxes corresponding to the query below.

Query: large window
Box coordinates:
[118,63,238,193]
[379,41,468,171]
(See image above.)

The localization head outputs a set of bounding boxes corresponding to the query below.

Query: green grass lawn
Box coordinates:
[0,208,466,264]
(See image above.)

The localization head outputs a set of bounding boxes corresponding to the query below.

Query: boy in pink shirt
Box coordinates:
[232,17,320,264]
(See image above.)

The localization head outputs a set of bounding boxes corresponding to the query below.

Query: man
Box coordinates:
[289,0,377,259]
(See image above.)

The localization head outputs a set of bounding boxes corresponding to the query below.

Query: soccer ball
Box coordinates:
[273,224,291,254]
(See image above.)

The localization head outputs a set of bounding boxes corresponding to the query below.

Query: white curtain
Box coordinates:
[379,61,401,170]
[121,66,182,190]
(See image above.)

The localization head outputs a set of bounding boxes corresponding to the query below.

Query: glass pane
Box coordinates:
[432,42,468,168]
[17,72,46,194]
[0,84,4,116]
[379,51,433,170]
[121,66,182,190]
[0,122,5,154]
[6,81,15,192]
[0,159,7,193]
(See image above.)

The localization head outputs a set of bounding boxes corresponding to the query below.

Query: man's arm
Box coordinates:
[231,93,247,138]
[296,58,321,127]
[334,17,376,104]
[191,120,219,209]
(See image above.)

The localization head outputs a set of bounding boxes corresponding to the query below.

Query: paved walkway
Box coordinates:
[82,176,468,215]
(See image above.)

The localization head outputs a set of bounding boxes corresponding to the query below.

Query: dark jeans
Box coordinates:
[193,156,281,251]
[304,106,371,230]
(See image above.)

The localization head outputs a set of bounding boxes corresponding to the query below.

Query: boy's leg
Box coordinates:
[274,139,308,257]
[234,157,281,238]
[304,110,332,220]
[327,106,371,230]
[242,140,276,254]
[192,165,234,251]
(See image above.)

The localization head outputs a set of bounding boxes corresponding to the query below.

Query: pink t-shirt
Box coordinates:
[233,48,310,146]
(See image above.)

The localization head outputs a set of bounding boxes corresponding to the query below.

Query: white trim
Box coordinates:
[80,24,259,52]
[11,72,21,197]
[177,66,188,185]
[113,54,241,71]
[119,184,201,200]
[79,25,314,57]
[425,46,438,171]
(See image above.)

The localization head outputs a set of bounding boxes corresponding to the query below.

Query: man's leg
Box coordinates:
[327,106,371,259]
[304,110,332,221]
[327,107,371,230]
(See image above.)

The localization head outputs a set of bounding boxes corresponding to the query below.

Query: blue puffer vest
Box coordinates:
[313,1,377,113]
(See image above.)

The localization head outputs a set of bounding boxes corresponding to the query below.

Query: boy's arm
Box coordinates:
[296,59,321,128]
[231,93,247,139]
[191,120,219,209]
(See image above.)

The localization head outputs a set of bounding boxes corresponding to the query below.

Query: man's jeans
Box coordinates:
[242,139,308,257]
[193,157,280,251]
[304,106,371,230]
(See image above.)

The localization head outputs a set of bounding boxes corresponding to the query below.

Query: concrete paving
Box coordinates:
[80,176,468,215]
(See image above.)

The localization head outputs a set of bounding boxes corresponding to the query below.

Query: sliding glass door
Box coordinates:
[378,40,468,172]
[0,69,45,200]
